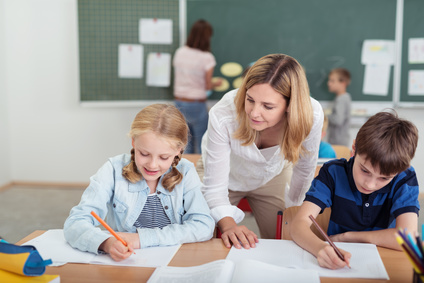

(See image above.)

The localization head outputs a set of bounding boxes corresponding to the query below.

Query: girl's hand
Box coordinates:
[116,232,141,249]
[99,237,134,261]
[220,224,259,249]
[316,245,351,269]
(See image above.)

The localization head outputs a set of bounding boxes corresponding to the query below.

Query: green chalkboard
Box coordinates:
[188,0,396,102]
[400,0,424,103]
[78,0,179,102]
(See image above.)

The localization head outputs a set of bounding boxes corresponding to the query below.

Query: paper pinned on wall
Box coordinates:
[118,44,143,79]
[408,70,424,95]
[363,64,391,96]
[139,18,172,44]
[146,52,171,87]
[409,38,424,64]
[361,40,395,65]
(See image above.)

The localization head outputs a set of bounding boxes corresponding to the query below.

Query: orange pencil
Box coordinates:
[90,211,128,247]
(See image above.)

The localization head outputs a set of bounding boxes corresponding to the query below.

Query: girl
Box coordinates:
[172,19,220,154]
[199,54,324,249]
[64,104,214,261]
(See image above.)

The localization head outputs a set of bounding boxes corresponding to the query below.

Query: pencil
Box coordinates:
[91,211,128,247]
[309,214,350,267]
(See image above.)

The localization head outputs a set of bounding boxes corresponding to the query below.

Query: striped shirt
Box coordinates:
[133,193,171,229]
[305,157,419,236]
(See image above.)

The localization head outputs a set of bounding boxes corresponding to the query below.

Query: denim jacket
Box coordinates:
[64,154,214,254]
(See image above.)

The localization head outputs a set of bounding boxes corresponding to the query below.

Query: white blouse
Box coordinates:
[201,89,324,223]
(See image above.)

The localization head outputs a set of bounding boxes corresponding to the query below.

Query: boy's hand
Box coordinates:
[316,245,351,269]
[329,232,346,242]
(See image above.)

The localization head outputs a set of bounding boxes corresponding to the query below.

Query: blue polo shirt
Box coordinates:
[305,157,419,236]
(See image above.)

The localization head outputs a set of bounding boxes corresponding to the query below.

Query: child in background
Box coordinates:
[64,104,214,261]
[327,68,352,147]
[173,19,220,154]
[319,115,336,158]
[291,111,419,269]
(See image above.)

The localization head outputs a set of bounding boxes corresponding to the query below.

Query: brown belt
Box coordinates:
[175,97,207,103]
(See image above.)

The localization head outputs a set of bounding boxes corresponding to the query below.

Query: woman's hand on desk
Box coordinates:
[99,233,139,261]
[218,217,259,249]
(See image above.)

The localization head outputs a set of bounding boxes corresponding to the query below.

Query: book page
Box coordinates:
[231,259,320,283]
[147,259,234,283]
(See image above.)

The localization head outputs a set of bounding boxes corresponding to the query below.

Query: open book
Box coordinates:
[147,259,320,283]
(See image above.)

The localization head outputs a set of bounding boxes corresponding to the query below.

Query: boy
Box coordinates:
[290,111,419,270]
[319,115,336,158]
[327,68,352,147]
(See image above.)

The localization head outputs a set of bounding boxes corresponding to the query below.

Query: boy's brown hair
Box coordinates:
[330,68,351,85]
[355,110,418,176]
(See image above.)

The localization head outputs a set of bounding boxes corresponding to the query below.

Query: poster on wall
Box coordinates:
[146,52,171,87]
[139,18,172,44]
[408,70,424,95]
[118,44,143,79]
[409,38,424,64]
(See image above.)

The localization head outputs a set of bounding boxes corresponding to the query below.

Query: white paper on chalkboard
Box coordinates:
[118,44,143,79]
[408,70,424,95]
[361,40,395,65]
[409,38,424,64]
[139,18,172,45]
[363,64,391,96]
[146,52,171,87]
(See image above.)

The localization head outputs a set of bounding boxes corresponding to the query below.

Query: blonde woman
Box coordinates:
[200,54,324,249]
[64,104,214,261]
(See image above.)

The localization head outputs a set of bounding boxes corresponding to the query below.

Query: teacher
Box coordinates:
[199,54,324,249]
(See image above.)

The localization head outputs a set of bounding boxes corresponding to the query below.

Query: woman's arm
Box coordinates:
[287,100,324,207]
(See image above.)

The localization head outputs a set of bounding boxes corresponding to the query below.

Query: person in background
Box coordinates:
[173,19,221,154]
[319,114,336,158]
[327,68,352,147]
[291,111,419,269]
[64,104,214,261]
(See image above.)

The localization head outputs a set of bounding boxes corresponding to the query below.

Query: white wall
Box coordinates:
[5,0,141,183]
[0,0,11,187]
[3,0,424,189]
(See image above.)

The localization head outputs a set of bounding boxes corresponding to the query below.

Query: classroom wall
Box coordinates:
[4,0,141,184]
[3,0,424,190]
[0,0,11,187]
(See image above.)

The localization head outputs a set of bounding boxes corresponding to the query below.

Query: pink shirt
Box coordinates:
[173,46,216,100]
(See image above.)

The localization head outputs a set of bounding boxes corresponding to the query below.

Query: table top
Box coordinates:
[17,231,413,283]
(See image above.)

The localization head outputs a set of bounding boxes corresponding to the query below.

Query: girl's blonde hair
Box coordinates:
[122,104,188,191]
[233,54,313,164]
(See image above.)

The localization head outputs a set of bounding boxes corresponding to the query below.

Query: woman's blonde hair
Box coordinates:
[233,54,313,164]
[122,104,188,191]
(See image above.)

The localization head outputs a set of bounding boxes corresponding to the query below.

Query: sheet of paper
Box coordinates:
[362,64,391,96]
[409,38,424,64]
[118,44,143,79]
[91,244,181,267]
[226,239,389,279]
[22,229,95,266]
[22,229,181,268]
[361,40,395,65]
[232,259,320,283]
[408,70,424,95]
[146,52,171,87]
[139,18,172,44]
[148,259,234,283]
